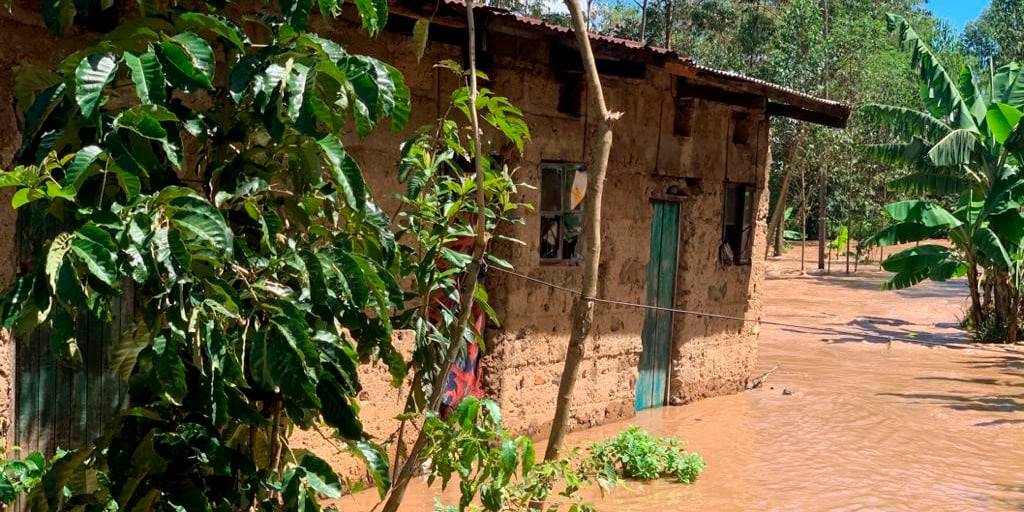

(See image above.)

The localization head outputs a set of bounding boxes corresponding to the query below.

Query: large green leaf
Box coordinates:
[17,82,66,158]
[159,33,214,90]
[866,140,932,170]
[124,48,166,105]
[862,223,933,249]
[111,323,150,381]
[974,226,1012,268]
[65,145,103,190]
[926,129,978,167]
[228,54,264,103]
[349,440,391,498]
[298,454,342,499]
[268,315,320,409]
[958,65,988,126]
[993,63,1024,108]
[858,104,951,143]
[886,170,966,196]
[887,14,978,132]
[990,209,1024,248]
[881,244,960,290]
[164,192,233,254]
[986,103,1023,145]
[175,13,248,50]
[153,334,187,405]
[387,63,410,132]
[286,63,316,128]
[317,135,366,210]
[113,106,170,140]
[75,53,119,119]
[883,200,962,228]
[13,65,63,113]
[412,19,430,62]
[70,223,118,287]
[353,0,387,36]
[45,234,73,303]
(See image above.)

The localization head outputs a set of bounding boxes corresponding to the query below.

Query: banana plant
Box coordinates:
[860,14,1024,331]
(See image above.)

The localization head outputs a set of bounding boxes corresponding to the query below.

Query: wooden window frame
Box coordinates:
[720,183,756,266]
[539,163,587,265]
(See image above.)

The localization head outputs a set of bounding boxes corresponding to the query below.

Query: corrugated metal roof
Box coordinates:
[688,64,849,109]
[437,0,852,118]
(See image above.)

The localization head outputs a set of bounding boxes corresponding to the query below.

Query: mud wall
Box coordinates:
[0,4,770,460]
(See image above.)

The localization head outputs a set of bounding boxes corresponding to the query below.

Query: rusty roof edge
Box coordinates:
[427,0,852,120]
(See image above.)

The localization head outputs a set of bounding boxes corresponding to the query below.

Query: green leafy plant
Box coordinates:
[393,62,530,408]
[421,396,619,512]
[588,426,705,484]
[0,448,48,505]
[0,1,417,509]
[861,14,1024,339]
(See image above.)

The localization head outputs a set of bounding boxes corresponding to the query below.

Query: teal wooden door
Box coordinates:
[635,201,680,410]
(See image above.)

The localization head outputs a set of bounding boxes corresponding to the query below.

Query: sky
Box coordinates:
[925,0,990,32]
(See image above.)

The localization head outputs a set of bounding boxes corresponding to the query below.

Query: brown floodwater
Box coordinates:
[340,252,1024,511]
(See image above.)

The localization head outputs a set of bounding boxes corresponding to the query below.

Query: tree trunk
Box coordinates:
[543,0,618,462]
[381,4,490,511]
[993,268,1011,332]
[1008,287,1020,344]
[639,0,648,41]
[817,0,829,271]
[967,259,984,330]
[663,0,673,50]
[774,220,784,257]
[800,166,807,273]
[765,129,805,259]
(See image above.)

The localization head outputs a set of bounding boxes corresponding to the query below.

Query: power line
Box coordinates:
[489,265,1024,356]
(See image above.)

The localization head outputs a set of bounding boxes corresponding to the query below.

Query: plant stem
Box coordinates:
[381,4,490,511]
[544,0,618,462]
[268,395,284,498]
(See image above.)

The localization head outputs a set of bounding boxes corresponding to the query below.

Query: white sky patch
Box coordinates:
[541,0,570,14]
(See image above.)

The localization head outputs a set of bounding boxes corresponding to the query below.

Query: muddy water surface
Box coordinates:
[342,255,1024,511]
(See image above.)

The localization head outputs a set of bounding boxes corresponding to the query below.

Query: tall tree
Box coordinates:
[544,0,620,461]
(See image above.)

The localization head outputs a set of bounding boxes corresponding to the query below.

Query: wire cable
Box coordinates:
[489,265,1024,356]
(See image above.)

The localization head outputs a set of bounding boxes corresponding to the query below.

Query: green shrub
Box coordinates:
[0,448,48,504]
[589,427,705,484]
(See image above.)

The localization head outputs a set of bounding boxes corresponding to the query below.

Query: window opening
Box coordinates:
[540,163,588,263]
[721,183,755,265]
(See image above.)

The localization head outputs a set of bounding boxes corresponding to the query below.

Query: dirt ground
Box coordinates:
[338,243,1024,511]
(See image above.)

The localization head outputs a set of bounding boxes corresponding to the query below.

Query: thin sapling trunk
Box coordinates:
[543,0,620,462]
[381,4,490,510]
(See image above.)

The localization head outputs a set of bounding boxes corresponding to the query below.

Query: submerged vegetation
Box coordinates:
[589,427,705,484]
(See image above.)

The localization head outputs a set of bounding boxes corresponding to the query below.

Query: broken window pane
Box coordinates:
[562,213,583,261]
[722,184,755,265]
[539,163,587,263]
[540,214,561,259]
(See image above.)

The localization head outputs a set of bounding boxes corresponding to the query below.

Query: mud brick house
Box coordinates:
[0,0,849,461]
